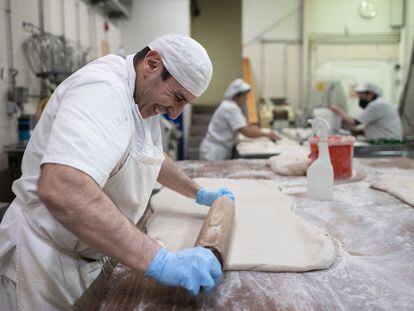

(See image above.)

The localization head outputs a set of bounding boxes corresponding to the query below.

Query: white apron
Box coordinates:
[0,121,164,310]
[199,137,232,161]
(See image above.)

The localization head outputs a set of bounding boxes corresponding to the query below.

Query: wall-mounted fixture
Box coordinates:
[358,0,377,19]
[22,21,90,88]
[89,0,132,19]
[390,0,405,28]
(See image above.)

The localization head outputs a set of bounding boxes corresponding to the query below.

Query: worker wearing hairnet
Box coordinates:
[331,82,403,140]
[0,34,234,310]
[200,78,279,160]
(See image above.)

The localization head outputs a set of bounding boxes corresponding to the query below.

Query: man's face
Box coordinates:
[240,93,248,106]
[134,51,196,119]
[234,92,248,107]
[356,91,375,109]
[356,92,374,102]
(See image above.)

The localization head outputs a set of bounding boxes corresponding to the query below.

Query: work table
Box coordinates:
[235,129,414,159]
[98,157,414,310]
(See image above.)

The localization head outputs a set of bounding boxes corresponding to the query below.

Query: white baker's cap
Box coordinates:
[355,82,383,96]
[224,78,251,99]
[148,34,212,97]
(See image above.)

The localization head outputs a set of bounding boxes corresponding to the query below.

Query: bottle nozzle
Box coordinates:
[309,117,330,141]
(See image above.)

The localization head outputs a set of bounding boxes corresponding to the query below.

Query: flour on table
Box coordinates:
[370,174,414,207]
[148,178,335,272]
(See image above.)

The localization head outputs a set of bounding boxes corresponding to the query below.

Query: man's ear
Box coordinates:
[144,50,163,72]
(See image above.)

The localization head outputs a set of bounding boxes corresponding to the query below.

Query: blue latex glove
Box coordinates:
[145,247,222,295]
[195,187,235,206]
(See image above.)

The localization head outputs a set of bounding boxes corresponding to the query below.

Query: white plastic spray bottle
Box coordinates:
[307,117,334,200]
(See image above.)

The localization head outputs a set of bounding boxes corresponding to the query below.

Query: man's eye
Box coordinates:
[175,95,183,102]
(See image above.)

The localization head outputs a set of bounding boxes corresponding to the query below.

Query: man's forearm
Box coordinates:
[336,110,357,127]
[342,115,357,127]
[239,125,267,138]
[157,153,201,198]
[38,164,160,271]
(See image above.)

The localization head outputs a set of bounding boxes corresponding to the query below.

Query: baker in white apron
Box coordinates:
[0,35,234,310]
[200,79,279,161]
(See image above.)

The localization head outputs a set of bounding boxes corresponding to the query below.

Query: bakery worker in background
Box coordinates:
[331,82,403,141]
[0,34,235,311]
[200,78,280,160]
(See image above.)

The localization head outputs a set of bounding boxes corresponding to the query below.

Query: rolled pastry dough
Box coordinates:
[370,174,414,207]
[148,178,335,272]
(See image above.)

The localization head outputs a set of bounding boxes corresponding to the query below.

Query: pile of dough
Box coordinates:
[371,174,414,207]
[148,178,335,272]
[267,146,310,176]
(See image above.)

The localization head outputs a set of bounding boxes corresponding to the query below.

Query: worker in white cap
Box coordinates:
[200,78,279,160]
[0,34,234,310]
[331,82,403,140]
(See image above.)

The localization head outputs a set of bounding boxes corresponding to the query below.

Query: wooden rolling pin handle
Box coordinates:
[204,246,223,267]
[194,196,235,269]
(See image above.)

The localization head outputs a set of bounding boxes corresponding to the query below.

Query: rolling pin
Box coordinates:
[194,196,235,268]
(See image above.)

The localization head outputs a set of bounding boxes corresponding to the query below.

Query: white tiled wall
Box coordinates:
[0,0,122,171]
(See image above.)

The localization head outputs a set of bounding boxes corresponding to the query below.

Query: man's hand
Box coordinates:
[266,131,280,142]
[195,188,235,206]
[351,128,364,136]
[145,247,222,295]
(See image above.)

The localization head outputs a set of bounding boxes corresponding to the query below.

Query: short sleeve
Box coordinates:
[41,81,133,187]
[226,106,247,132]
[357,104,387,125]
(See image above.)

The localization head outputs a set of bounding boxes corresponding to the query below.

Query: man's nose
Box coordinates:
[169,104,185,119]
[168,107,181,119]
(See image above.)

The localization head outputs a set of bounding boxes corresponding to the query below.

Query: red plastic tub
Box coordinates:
[310,135,355,180]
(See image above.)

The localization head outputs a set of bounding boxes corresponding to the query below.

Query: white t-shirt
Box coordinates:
[13,54,162,204]
[357,97,403,140]
[204,99,247,150]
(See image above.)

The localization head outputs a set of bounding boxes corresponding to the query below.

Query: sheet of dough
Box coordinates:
[267,146,310,176]
[371,174,414,207]
[148,178,335,272]
[236,132,299,156]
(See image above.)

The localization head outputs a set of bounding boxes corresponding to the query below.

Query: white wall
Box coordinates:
[243,0,301,43]
[308,0,397,34]
[0,0,122,171]
[44,0,121,57]
[242,0,302,110]
[120,0,190,54]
